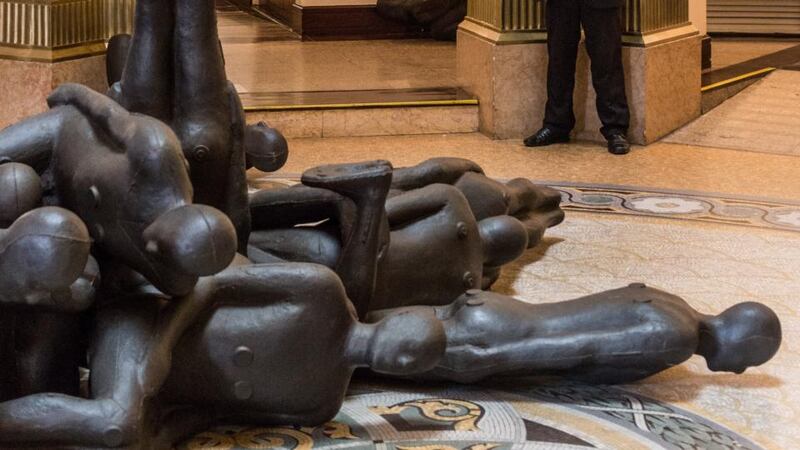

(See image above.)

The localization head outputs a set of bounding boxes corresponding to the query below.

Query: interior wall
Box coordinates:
[690,0,708,35]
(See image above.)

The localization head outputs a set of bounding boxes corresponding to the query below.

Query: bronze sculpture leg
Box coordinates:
[302,161,393,318]
[249,161,393,317]
[116,0,174,121]
[172,0,251,250]
[112,0,252,250]
[248,185,354,266]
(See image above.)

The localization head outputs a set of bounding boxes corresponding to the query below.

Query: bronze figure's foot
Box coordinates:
[302,160,394,204]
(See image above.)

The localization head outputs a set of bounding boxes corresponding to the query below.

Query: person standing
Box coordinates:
[524,0,631,155]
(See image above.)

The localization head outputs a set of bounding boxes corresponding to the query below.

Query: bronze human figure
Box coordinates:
[369,286,781,384]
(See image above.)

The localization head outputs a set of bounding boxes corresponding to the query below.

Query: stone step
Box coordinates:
[240,87,480,138]
[701,42,800,113]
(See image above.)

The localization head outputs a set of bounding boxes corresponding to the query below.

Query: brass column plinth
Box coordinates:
[462,0,694,46]
[462,0,547,44]
[458,0,701,144]
[0,0,135,62]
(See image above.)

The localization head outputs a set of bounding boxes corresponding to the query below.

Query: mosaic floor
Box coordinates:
[184,178,799,450]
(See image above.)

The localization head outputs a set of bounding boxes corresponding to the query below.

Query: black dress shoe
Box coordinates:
[607,134,631,155]
[524,128,570,147]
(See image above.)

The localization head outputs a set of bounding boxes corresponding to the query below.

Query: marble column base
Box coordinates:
[0,55,108,129]
[457,26,701,144]
[457,28,549,141]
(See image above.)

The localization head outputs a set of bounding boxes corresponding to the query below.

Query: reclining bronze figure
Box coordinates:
[0,0,782,448]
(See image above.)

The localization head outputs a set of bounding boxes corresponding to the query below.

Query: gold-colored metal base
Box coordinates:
[0,0,134,63]
[701,67,777,92]
[464,0,694,47]
[459,18,547,45]
[0,42,107,63]
[622,24,700,47]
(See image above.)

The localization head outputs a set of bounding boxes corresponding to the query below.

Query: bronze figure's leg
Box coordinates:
[172,0,251,248]
[116,0,174,121]
[391,157,485,191]
[173,0,228,119]
[248,185,355,266]
[302,161,394,318]
[106,34,131,87]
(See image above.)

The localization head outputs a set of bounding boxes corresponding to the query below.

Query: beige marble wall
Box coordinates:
[458,28,701,144]
[0,55,108,129]
[247,105,479,138]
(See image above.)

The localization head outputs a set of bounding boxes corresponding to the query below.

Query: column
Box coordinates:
[458,0,701,144]
[0,0,135,128]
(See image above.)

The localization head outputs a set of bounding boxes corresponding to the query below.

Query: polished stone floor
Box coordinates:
[216,6,450,94]
[668,70,800,156]
[224,39,456,93]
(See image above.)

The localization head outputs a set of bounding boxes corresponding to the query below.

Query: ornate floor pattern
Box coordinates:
[182,381,762,450]
[554,182,800,233]
[184,178,800,450]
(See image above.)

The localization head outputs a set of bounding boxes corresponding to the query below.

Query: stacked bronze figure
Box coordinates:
[0,1,782,448]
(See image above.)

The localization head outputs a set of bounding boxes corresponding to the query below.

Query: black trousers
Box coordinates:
[544,0,630,138]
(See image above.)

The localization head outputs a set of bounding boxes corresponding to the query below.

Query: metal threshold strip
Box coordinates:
[239,87,479,112]
[701,67,777,92]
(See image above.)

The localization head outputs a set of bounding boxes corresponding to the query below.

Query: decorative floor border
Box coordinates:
[251,175,800,234]
[547,181,800,233]
[183,381,764,450]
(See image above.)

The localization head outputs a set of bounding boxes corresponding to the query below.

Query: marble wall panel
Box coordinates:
[0,55,107,129]
[246,110,326,138]
[457,30,497,137]
[492,43,549,139]
[246,105,478,139]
